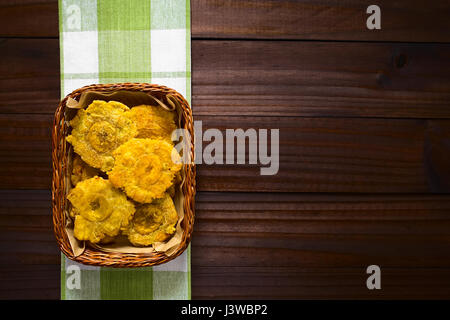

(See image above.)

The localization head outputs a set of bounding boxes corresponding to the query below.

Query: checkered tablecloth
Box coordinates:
[58,0,191,300]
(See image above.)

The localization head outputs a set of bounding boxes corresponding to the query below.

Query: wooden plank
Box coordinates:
[0,190,58,267]
[1,0,450,42]
[1,113,450,192]
[2,190,450,299]
[192,267,450,299]
[0,189,59,303]
[193,192,450,267]
[0,265,60,299]
[196,116,450,193]
[1,39,450,118]
[192,40,450,118]
[192,192,450,298]
[0,0,57,38]
[0,114,53,189]
[0,38,60,114]
[191,0,450,42]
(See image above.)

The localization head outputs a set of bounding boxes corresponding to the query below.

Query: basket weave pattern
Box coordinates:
[52,83,196,267]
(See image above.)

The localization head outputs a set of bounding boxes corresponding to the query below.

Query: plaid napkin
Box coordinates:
[58,0,191,300]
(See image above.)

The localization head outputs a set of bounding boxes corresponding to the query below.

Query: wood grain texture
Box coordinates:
[0,38,60,114]
[193,116,450,193]
[1,0,450,301]
[0,190,59,299]
[0,114,52,189]
[193,192,450,267]
[1,38,450,118]
[193,192,450,299]
[191,0,450,42]
[192,267,450,299]
[0,190,57,265]
[2,190,450,299]
[0,265,60,299]
[2,113,450,192]
[1,0,450,42]
[193,40,450,118]
[0,0,57,38]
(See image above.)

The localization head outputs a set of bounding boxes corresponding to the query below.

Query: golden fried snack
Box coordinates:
[167,171,182,198]
[99,235,116,244]
[109,138,182,203]
[67,177,135,243]
[125,105,177,144]
[66,100,137,172]
[125,194,178,246]
[167,185,176,198]
[71,154,100,186]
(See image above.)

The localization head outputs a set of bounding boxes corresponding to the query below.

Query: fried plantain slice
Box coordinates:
[99,235,116,244]
[125,194,178,246]
[66,100,137,172]
[125,105,177,144]
[67,176,135,243]
[109,138,182,203]
[167,170,182,198]
[71,154,100,186]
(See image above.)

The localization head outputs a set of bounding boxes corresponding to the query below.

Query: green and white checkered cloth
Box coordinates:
[58,0,191,300]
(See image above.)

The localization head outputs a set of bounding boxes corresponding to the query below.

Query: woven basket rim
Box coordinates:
[52,82,196,268]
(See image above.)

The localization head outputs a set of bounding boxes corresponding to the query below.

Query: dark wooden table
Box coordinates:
[1,0,450,299]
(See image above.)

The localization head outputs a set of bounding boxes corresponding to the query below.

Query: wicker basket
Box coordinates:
[52,83,196,267]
